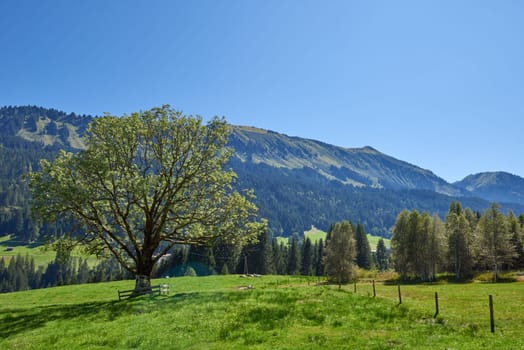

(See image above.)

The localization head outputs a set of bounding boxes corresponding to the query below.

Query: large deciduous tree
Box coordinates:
[29,106,265,291]
[374,238,388,271]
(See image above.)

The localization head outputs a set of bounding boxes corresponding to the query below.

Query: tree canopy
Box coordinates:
[29,106,265,290]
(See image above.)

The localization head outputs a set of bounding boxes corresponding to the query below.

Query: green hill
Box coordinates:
[1,275,522,349]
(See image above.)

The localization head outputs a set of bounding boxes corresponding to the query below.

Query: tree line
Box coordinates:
[156,221,389,280]
[1,219,390,293]
[391,201,524,281]
[5,199,523,294]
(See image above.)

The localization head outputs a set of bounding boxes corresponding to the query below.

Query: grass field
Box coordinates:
[366,234,391,250]
[1,275,523,349]
[303,226,327,243]
[304,226,390,250]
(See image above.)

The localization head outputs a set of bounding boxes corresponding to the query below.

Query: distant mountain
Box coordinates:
[0,106,523,240]
[227,126,519,236]
[229,126,465,196]
[454,172,524,206]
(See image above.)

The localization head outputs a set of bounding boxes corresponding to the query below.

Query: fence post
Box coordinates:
[354,281,357,293]
[434,292,439,318]
[372,280,376,298]
[489,295,495,333]
[397,283,402,305]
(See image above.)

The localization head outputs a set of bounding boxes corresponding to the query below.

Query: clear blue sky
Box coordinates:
[1,0,523,182]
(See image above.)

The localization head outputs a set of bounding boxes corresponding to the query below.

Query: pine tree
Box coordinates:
[355,224,373,270]
[508,211,524,268]
[315,238,324,276]
[242,230,274,275]
[300,238,313,276]
[273,240,288,275]
[375,238,388,271]
[287,237,300,275]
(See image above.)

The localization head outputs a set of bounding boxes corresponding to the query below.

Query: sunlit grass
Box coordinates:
[1,275,523,349]
[303,226,326,243]
[303,227,390,250]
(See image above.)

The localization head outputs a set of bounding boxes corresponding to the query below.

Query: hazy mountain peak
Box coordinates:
[454,171,524,205]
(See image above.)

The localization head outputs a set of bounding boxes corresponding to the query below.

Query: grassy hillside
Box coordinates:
[0,235,97,267]
[0,235,55,266]
[1,275,522,349]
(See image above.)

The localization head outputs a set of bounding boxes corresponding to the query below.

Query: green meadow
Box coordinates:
[0,235,56,267]
[275,227,390,250]
[0,235,97,267]
[1,275,522,349]
[304,227,391,250]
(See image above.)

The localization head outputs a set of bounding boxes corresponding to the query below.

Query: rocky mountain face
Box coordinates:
[0,106,523,238]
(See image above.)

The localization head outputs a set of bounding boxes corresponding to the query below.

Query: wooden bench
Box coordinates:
[118,283,170,301]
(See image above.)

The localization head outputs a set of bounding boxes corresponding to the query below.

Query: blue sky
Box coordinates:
[1,0,523,182]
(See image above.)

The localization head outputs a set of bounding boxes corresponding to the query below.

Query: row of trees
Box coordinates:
[392,202,524,281]
[155,222,389,280]
[0,218,391,293]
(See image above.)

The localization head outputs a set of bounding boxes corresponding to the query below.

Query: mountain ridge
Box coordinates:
[229,125,465,197]
[1,106,523,238]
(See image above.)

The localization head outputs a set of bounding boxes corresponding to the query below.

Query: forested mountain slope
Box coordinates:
[227,126,524,236]
[0,106,91,241]
[0,106,522,240]
[229,126,465,196]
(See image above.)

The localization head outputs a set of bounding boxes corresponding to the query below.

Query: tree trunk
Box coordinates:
[135,274,151,292]
[493,262,498,283]
[134,255,154,292]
